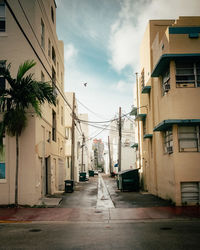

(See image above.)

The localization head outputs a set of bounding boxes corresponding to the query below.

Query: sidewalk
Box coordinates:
[0,206,199,223]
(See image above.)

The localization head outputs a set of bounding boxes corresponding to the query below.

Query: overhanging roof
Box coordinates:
[151,53,200,77]
[154,119,200,132]
[131,143,138,148]
[135,114,146,121]
[143,134,153,139]
[169,26,200,34]
[142,86,151,94]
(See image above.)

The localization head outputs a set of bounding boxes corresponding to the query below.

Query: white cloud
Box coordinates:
[111,80,133,93]
[109,0,200,72]
[64,43,78,64]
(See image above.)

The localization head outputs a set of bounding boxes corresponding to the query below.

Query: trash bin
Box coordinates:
[64,180,74,193]
[117,169,139,192]
[88,170,94,177]
[79,172,87,181]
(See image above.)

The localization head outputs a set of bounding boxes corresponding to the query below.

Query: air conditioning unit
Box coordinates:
[163,84,170,92]
[167,146,173,154]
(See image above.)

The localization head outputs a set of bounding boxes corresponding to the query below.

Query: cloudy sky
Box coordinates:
[56,0,200,140]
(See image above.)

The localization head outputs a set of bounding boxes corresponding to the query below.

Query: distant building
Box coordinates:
[78,114,91,174]
[65,92,80,182]
[136,16,200,205]
[0,0,66,205]
[92,139,104,171]
[109,118,136,173]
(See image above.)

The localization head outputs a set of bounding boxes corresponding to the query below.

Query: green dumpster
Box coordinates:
[117,169,139,192]
[88,170,94,177]
[79,172,87,181]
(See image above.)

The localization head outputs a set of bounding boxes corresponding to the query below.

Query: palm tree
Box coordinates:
[0,60,56,206]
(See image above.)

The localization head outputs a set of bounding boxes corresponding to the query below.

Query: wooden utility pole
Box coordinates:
[81,133,85,172]
[71,92,75,180]
[108,136,112,174]
[118,106,122,172]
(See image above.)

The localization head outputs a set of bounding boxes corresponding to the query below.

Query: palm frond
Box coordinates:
[17,60,36,82]
[4,109,27,136]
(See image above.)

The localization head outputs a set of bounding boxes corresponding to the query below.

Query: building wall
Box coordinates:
[0,0,66,205]
[137,16,200,205]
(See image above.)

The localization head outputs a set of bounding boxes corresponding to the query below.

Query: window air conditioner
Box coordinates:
[167,146,173,153]
[163,84,170,92]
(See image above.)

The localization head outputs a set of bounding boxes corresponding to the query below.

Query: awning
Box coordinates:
[142,86,151,94]
[143,134,153,139]
[151,53,200,77]
[154,119,200,132]
[131,143,138,148]
[135,114,146,121]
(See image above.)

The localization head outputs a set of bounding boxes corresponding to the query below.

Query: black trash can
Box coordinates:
[79,172,87,181]
[64,180,74,193]
[88,170,94,177]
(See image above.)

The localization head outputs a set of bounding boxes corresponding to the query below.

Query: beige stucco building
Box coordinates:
[136,16,200,205]
[0,0,66,205]
[64,92,80,183]
[109,118,136,173]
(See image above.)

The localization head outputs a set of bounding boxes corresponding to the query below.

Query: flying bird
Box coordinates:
[83,82,87,87]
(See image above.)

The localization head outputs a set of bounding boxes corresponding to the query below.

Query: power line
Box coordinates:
[77,98,109,120]
[75,111,132,124]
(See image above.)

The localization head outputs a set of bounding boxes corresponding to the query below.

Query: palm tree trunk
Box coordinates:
[15,134,19,206]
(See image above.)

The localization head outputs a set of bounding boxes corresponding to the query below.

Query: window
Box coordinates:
[164,128,173,154]
[176,61,200,88]
[57,62,59,77]
[51,6,54,23]
[48,39,51,57]
[52,46,56,65]
[0,60,6,90]
[52,67,57,97]
[41,19,45,49]
[0,137,5,179]
[178,126,200,152]
[61,106,63,125]
[52,110,56,141]
[0,0,5,32]
[143,119,146,135]
[141,69,144,89]
[162,67,170,94]
[41,71,45,82]
[65,127,71,139]
[56,99,59,115]
[61,72,63,87]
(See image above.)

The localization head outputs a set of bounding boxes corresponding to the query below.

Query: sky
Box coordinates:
[56,0,200,141]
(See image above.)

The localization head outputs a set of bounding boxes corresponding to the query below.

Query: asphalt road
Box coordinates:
[0,174,200,250]
[59,175,98,208]
[59,174,172,208]
[0,221,200,250]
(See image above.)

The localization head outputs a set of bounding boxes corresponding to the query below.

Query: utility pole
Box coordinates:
[118,106,122,172]
[108,136,112,174]
[135,73,141,170]
[71,92,75,180]
[81,133,85,172]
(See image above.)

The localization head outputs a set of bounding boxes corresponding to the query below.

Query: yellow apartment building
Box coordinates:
[136,16,200,205]
[0,0,66,205]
